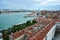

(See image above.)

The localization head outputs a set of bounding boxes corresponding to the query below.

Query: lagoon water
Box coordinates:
[0,12,37,31]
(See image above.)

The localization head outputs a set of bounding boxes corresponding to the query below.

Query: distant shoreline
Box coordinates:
[0,10,35,14]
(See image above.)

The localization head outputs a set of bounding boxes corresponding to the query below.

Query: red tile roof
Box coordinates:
[11,30,25,39]
[29,21,55,40]
[11,18,56,40]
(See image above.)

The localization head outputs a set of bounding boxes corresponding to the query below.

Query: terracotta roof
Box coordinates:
[11,18,55,40]
[11,30,25,39]
[57,20,60,22]
[29,21,55,40]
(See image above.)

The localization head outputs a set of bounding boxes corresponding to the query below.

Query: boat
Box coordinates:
[24,13,37,18]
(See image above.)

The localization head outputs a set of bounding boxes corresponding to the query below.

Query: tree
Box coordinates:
[26,21,32,26]
[32,20,37,24]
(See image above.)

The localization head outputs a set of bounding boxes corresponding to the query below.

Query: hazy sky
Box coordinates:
[0,0,60,9]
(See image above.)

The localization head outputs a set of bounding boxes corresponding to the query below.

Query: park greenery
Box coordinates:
[0,20,37,40]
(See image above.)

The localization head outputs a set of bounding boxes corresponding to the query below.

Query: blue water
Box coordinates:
[0,12,36,31]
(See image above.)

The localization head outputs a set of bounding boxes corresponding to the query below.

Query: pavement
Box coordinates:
[53,32,60,40]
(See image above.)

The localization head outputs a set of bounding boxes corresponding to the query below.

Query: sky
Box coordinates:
[0,0,60,10]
